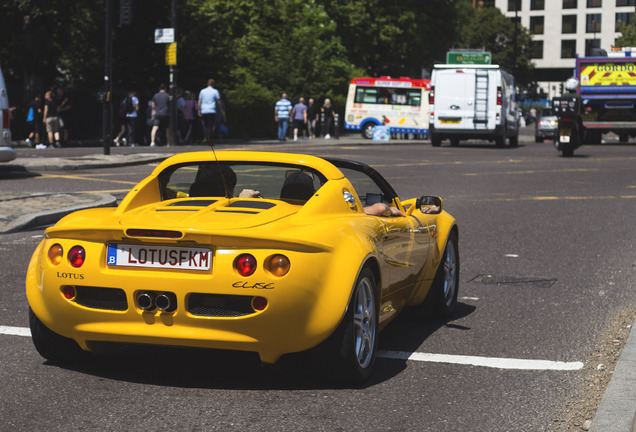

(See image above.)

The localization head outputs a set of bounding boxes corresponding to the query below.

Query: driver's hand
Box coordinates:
[239,189,261,198]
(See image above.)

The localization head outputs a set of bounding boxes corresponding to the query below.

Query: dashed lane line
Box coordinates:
[1,325,583,371]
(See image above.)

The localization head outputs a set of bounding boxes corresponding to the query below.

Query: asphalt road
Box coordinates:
[1,130,635,431]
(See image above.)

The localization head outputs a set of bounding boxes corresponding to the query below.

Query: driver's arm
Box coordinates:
[364,202,405,217]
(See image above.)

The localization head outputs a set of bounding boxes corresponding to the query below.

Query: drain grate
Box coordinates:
[469,274,557,288]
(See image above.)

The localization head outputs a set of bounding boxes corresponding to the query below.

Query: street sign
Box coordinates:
[165,42,177,66]
[154,28,174,44]
[446,51,492,65]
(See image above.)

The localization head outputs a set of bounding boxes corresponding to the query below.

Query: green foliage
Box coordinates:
[0,0,536,139]
[615,15,636,47]
[453,3,534,85]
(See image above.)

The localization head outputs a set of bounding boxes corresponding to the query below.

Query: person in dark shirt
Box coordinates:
[150,84,170,146]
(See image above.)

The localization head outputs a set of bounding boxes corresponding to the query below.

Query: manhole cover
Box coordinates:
[469,274,556,288]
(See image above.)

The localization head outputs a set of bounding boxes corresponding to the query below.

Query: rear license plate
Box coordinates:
[107,243,212,271]
[440,119,461,124]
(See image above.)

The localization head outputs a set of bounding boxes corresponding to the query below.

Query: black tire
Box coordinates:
[315,267,378,384]
[509,131,519,147]
[562,147,574,157]
[29,307,87,362]
[427,231,459,318]
[361,123,375,140]
[431,134,442,147]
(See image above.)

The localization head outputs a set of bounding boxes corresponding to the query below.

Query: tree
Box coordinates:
[453,4,534,84]
[615,15,636,47]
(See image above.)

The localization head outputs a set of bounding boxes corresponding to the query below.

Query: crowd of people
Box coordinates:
[274,93,335,142]
[25,87,72,149]
[23,81,337,148]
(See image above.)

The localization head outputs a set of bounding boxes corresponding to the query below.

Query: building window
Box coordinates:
[530,16,545,34]
[531,0,545,9]
[616,0,635,6]
[507,0,521,11]
[585,39,601,56]
[563,0,577,7]
[587,14,602,33]
[562,15,577,33]
[587,0,602,6]
[616,12,633,31]
[531,40,544,59]
[561,40,577,58]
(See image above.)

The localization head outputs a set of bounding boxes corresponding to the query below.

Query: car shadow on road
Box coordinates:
[43,302,476,390]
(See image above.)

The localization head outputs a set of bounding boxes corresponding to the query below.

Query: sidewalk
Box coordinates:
[1,139,635,430]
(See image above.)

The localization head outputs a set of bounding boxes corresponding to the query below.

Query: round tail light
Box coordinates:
[48,244,64,265]
[267,254,290,277]
[68,246,86,268]
[234,254,257,277]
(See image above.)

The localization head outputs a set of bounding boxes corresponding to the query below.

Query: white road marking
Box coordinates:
[378,350,584,371]
[460,296,480,301]
[0,326,31,337]
[0,325,584,371]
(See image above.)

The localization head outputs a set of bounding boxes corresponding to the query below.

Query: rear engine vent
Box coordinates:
[75,286,128,311]
[228,201,276,210]
[169,200,218,207]
[188,293,256,317]
[126,229,183,239]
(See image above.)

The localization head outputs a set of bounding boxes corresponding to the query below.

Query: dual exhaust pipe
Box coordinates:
[137,291,176,312]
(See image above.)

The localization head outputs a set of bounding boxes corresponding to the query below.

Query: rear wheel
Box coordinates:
[315,267,378,384]
[361,123,375,140]
[29,307,87,362]
[431,134,442,147]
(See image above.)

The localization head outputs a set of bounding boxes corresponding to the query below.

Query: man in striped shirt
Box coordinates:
[274,93,292,141]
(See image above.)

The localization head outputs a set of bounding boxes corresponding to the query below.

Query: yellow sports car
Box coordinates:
[26,151,459,383]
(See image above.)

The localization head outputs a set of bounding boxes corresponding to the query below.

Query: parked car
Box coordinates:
[535,108,558,142]
[0,65,15,162]
[26,151,460,384]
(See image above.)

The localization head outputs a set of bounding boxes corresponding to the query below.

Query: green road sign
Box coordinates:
[446,52,492,65]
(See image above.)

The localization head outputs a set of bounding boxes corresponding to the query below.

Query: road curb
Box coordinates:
[590,319,636,432]
[0,193,117,233]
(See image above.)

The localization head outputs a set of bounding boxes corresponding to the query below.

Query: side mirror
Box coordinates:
[416,196,442,214]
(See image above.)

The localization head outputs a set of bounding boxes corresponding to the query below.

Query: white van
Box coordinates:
[0,65,16,162]
[429,64,519,147]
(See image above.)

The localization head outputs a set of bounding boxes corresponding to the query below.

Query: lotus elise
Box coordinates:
[26,151,459,383]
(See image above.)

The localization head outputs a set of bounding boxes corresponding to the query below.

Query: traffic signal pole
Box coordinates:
[103,0,112,155]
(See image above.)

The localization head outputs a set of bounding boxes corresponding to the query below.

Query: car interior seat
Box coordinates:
[279,171,315,201]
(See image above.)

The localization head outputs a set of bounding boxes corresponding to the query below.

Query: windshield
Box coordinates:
[160,162,326,204]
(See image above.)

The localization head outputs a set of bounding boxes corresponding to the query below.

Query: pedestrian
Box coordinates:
[55,87,71,145]
[43,90,61,148]
[306,97,318,139]
[115,90,139,146]
[176,87,185,144]
[274,92,292,141]
[182,90,197,145]
[198,78,224,145]
[292,97,307,141]
[150,83,170,146]
[321,98,334,139]
[26,94,43,148]
[114,95,127,146]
